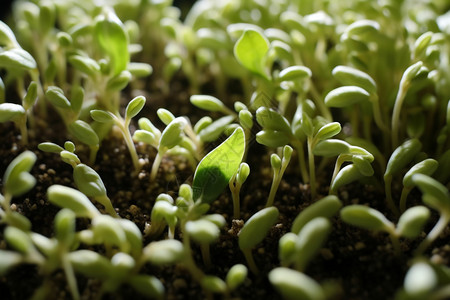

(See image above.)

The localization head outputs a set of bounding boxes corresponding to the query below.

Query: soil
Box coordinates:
[1,72,449,300]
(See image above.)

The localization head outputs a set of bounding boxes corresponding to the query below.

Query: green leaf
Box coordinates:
[157,108,176,126]
[106,70,131,92]
[385,139,422,177]
[54,208,76,246]
[0,48,37,70]
[159,117,187,150]
[238,206,279,250]
[330,164,363,193]
[403,159,438,189]
[193,127,245,203]
[234,29,269,79]
[46,86,71,109]
[23,81,38,110]
[295,217,331,271]
[143,240,185,265]
[185,219,220,245]
[313,139,350,157]
[133,130,157,146]
[256,107,291,133]
[277,65,312,82]
[5,227,33,254]
[412,174,450,211]
[73,164,107,198]
[69,250,112,279]
[128,275,164,299]
[340,205,394,232]
[0,20,19,47]
[92,215,127,250]
[38,142,64,153]
[90,109,115,123]
[256,130,291,148]
[201,276,227,294]
[117,219,143,258]
[47,185,100,218]
[68,55,100,76]
[190,95,225,112]
[315,122,341,141]
[125,96,146,120]
[269,268,325,300]
[396,206,430,238]
[324,86,370,108]
[226,264,248,291]
[404,262,437,296]
[127,62,153,77]
[291,195,342,234]
[94,9,129,75]
[0,103,25,123]
[198,115,236,143]
[332,66,377,94]
[68,120,99,147]
[352,155,374,176]
[0,250,22,275]
[3,150,36,197]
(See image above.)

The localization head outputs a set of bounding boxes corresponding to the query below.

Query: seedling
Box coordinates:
[0,81,37,144]
[269,267,326,300]
[411,174,450,255]
[384,138,422,216]
[340,204,430,254]
[91,95,146,171]
[238,206,279,274]
[192,127,245,204]
[0,151,36,230]
[229,162,250,219]
[266,145,293,207]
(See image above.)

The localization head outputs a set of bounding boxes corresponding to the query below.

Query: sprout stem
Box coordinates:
[307,137,316,200]
[201,243,211,268]
[292,140,309,183]
[150,152,163,181]
[391,84,408,149]
[384,175,399,216]
[120,119,141,171]
[266,169,280,208]
[242,248,259,275]
[415,214,450,256]
[62,254,80,300]
[230,179,241,219]
[95,195,118,218]
[399,187,412,213]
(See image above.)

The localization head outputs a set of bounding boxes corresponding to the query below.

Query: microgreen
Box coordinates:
[193,127,245,204]
[238,206,279,274]
[91,95,146,171]
[269,267,325,300]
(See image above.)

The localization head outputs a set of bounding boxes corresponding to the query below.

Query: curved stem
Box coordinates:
[121,119,141,171]
[384,175,399,217]
[201,243,211,268]
[150,152,163,181]
[399,187,411,213]
[415,214,450,256]
[95,195,118,218]
[391,85,408,149]
[292,140,309,183]
[242,248,259,275]
[307,138,316,200]
[266,170,280,208]
[62,254,80,300]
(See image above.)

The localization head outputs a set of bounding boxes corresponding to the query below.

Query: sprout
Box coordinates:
[269,267,325,300]
[193,127,245,204]
[238,207,279,274]
[91,95,146,171]
[229,162,250,219]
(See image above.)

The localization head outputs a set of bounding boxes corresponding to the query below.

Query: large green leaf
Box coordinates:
[193,127,245,203]
[234,29,269,79]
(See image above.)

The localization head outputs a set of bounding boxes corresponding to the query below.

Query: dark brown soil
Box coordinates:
[0,76,449,300]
